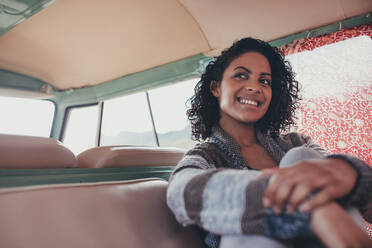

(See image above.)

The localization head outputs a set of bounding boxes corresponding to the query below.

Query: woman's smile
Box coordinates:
[236,95,262,107]
[237,98,258,106]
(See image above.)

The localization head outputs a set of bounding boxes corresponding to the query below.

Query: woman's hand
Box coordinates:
[261,158,357,214]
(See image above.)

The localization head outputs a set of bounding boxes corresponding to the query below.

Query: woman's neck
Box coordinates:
[219,118,258,147]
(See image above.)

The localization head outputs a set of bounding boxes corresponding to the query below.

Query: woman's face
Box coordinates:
[212,51,272,126]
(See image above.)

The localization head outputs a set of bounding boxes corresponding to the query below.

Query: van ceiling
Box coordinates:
[0,0,371,90]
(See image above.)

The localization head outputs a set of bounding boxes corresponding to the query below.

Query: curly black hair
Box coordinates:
[187,37,300,141]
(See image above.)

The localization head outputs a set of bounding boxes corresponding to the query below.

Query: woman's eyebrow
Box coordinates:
[234,66,251,73]
[234,66,272,77]
[261,72,272,77]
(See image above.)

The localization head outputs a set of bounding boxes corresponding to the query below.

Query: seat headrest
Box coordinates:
[77,146,185,168]
[0,134,76,169]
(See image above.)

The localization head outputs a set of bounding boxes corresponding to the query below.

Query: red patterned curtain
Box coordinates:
[279,24,372,55]
[279,24,372,236]
[278,24,371,164]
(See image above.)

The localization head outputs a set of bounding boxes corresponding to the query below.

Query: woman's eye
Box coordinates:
[234,73,247,79]
[260,78,272,86]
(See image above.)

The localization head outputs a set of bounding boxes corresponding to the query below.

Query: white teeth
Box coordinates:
[238,98,258,106]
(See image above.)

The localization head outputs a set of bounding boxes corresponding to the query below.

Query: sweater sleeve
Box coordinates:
[167,152,266,235]
[326,153,372,212]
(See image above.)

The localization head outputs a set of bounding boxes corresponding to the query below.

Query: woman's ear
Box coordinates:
[210,80,221,98]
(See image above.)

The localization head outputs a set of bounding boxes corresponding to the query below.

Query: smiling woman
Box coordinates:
[167,37,372,248]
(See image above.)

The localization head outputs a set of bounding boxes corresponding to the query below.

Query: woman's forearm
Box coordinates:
[311,202,371,248]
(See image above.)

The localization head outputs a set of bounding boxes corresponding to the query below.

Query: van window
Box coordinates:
[148,78,198,149]
[100,92,156,146]
[63,105,99,154]
[0,96,54,137]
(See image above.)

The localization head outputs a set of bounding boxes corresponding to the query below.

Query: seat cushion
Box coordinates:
[0,178,205,248]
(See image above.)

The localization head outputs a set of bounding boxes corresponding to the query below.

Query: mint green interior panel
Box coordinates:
[0,166,174,188]
[0,0,56,36]
[270,12,371,47]
[0,69,57,92]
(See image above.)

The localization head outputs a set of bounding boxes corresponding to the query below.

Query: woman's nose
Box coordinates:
[244,82,261,93]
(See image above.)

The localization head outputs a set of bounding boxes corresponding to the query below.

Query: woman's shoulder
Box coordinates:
[185,141,214,154]
[184,141,231,168]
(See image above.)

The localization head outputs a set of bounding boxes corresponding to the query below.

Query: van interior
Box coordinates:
[0,0,371,247]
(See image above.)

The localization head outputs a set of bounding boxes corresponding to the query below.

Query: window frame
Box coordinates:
[60,102,100,144]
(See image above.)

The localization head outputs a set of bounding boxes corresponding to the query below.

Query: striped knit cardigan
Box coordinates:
[166,125,372,246]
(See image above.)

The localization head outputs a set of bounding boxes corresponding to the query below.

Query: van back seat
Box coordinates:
[0,178,205,248]
[77,146,185,168]
[0,134,76,169]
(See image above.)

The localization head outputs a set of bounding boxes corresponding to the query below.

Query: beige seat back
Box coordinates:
[0,134,76,169]
[77,146,185,168]
[0,178,205,248]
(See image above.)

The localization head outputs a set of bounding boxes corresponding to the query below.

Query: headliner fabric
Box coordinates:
[0,0,371,89]
[0,0,210,90]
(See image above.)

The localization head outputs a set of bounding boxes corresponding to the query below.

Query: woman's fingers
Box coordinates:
[263,168,302,213]
[287,172,331,212]
[263,160,337,214]
[270,176,295,214]
[299,186,338,212]
[285,182,314,213]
